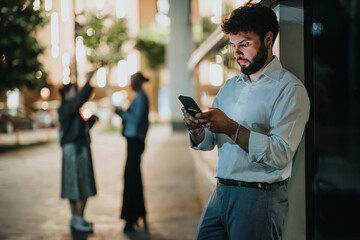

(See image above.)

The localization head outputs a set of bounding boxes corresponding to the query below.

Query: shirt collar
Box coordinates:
[262,56,283,81]
[238,56,283,83]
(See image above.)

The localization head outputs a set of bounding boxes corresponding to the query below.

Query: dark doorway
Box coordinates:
[305,0,360,239]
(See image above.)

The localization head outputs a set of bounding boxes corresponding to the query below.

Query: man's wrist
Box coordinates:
[233,123,241,143]
[188,127,204,137]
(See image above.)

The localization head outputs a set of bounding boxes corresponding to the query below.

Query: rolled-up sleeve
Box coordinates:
[248,84,310,169]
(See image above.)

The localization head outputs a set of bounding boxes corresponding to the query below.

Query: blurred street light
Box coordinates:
[215,54,222,63]
[35,70,43,79]
[155,0,170,26]
[211,0,222,23]
[51,12,59,58]
[40,88,51,99]
[155,13,170,26]
[45,0,52,11]
[7,89,20,109]
[33,0,41,11]
[75,36,85,62]
[97,67,107,88]
[212,0,222,16]
[116,0,126,18]
[96,0,105,11]
[117,60,128,87]
[157,0,170,14]
[62,52,71,84]
[80,108,93,120]
[61,0,70,22]
[209,63,223,86]
[111,91,124,107]
[62,53,70,66]
[127,54,138,75]
[41,101,49,110]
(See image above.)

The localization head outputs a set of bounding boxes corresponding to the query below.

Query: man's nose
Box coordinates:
[234,48,243,58]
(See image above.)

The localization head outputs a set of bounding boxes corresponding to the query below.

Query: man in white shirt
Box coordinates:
[182,3,310,240]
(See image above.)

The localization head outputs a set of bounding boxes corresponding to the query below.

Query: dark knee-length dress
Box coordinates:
[58,81,97,200]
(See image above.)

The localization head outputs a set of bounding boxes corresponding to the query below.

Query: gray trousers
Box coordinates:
[195,181,288,240]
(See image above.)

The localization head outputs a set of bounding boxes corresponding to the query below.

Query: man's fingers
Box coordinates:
[183,111,199,124]
[184,117,193,127]
[197,118,207,124]
[185,119,201,130]
[183,113,201,130]
[182,106,205,129]
[195,108,215,119]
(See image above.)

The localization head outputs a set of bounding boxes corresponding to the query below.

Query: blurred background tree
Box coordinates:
[192,16,218,47]
[76,12,129,125]
[134,21,168,112]
[134,21,168,70]
[76,12,128,69]
[0,0,49,94]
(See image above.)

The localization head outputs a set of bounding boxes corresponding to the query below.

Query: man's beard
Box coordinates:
[238,43,268,76]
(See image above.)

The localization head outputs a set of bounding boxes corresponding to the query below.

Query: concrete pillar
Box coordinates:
[168,0,194,131]
[273,5,306,240]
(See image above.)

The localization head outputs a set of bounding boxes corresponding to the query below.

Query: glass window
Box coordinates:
[306,0,360,239]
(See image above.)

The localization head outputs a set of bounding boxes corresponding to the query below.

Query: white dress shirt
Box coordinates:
[191,57,310,183]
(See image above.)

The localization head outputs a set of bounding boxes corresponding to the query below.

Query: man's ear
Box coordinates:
[264,31,274,48]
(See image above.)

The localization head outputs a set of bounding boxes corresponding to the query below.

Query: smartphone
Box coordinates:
[178,95,202,117]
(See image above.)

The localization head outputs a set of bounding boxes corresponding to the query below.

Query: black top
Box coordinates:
[58,81,94,146]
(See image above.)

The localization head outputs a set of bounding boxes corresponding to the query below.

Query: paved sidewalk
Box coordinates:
[0,128,58,146]
[0,124,202,240]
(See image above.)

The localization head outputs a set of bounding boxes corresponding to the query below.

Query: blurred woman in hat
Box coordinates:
[115,71,150,232]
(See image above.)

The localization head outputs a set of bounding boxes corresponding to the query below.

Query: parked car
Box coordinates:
[32,108,58,128]
[31,100,60,128]
[0,108,38,133]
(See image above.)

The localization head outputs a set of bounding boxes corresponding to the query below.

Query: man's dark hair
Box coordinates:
[221,3,279,43]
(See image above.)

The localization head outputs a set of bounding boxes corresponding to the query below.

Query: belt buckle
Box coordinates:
[217,179,225,186]
[263,183,271,190]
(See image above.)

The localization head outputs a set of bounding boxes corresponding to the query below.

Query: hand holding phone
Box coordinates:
[178,95,202,117]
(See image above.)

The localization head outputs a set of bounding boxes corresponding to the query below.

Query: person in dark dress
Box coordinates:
[115,72,150,232]
[58,71,98,232]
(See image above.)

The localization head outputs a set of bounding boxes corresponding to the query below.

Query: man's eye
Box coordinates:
[242,42,249,47]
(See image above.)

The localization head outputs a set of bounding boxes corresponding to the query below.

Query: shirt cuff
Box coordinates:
[189,128,213,150]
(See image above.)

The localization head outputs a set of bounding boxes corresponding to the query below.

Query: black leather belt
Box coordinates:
[217,178,287,190]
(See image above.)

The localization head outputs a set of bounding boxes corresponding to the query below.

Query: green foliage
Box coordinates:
[192,17,218,47]
[223,49,237,70]
[135,22,168,70]
[135,39,165,70]
[202,17,218,37]
[0,0,49,93]
[76,13,128,67]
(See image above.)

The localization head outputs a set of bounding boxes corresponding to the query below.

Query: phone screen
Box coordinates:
[178,95,202,117]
